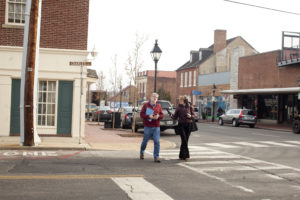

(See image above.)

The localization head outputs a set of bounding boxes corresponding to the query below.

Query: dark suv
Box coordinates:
[218,109,257,128]
[132,100,178,133]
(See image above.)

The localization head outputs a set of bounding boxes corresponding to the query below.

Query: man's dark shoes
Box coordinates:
[140,154,144,160]
[154,158,161,163]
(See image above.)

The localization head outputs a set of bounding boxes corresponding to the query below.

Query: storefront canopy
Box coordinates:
[221,87,300,95]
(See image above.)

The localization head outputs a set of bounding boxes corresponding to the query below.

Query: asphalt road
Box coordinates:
[1,123,300,200]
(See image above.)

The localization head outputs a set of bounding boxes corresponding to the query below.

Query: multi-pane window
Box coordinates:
[180,73,183,88]
[184,72,187,87]
[7,0,26,24]
[193,71,196,86]
[37,81,56,127]
[189,71,192,87]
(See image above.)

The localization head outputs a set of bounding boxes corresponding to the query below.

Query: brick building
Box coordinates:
[136,70,176,105]
[107,85,137,108]
[222,50,300,124]
[0,0,96,137]
[176,30,257,117]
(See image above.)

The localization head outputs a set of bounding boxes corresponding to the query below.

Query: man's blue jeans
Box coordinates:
[140,127,160,159]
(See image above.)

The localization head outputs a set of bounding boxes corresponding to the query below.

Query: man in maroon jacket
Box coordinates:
[139,93,164,163]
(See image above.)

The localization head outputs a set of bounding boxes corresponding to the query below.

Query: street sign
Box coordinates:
[192,90,202,95]
[69,61,92,66]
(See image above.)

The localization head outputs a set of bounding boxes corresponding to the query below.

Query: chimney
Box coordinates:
[214,29,227,53]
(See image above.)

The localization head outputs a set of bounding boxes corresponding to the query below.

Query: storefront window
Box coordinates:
[257,95,278,120]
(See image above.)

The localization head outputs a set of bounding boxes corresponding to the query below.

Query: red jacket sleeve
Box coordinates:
[140,103,148,120]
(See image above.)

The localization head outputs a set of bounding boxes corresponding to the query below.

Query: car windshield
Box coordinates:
[86,104,97,109]
[243,110,255,115]
[99,106,110,111]
[158,101,171,109]
[124,107,133,112]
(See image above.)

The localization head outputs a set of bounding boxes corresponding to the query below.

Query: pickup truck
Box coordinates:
[132,100,179,134]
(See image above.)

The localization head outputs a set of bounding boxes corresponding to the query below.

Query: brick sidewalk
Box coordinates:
[84,122,176,151]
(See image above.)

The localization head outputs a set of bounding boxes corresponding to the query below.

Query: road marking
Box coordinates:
[233,141,269,148]
[178,163,255,193]
[205,143,240,148]
[259,141,297,147]
[0,174,144,180]
[112,177,174,200]
[160,151,221,156]
[285,141,300,145]
[265,174,284,180]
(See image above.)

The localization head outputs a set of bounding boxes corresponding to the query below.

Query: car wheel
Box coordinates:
[249,124,255,128]
[232,119,239,127]
[218,118,224,126]
[160,128,167,132]
[292,120,300,134]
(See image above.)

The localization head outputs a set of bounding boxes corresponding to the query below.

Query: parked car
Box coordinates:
[92,106,113,122]
[132,100,178,133]
[218,109,257,128]
[85,103,98,119]
[119,106,134,129]
[193,107,199,122]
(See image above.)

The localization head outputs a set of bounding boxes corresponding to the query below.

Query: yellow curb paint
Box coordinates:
[0,174,144,180]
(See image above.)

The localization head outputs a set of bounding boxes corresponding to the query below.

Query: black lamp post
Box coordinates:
[212,83,217,122]
[150,40,162,92]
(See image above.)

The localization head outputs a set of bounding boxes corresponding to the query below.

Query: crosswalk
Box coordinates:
[198,140,300,149]
[157,145,300,195]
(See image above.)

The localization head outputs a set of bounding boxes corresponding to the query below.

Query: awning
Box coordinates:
[221,87,300,95]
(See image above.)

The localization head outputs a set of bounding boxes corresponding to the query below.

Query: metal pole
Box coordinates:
[154,60,157,92]
[79,64,83,144]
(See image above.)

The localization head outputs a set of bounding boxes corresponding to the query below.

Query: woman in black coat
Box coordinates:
[171,96,195,161]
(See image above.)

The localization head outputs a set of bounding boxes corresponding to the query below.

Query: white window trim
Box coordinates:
[185,72,187,87]
[180,73,183,88]
[5,0,26,27]
[193,71,196,86]
[37,80,58,128]
[189,71,192,87]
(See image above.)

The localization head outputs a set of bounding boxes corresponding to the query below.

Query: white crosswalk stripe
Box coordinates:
[159,144,300,194]
[198,140,300,149]
[112,177,174,200]
[233,141,269,147]
[258,141,298,147]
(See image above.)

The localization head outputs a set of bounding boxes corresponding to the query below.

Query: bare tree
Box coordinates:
[124,33,148,134]
[124,33,148,106]
[95,71,105,106]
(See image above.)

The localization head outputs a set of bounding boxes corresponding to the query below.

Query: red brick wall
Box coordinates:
[239,50,300,89]
[0,0,89,50]
[146,76,177,105]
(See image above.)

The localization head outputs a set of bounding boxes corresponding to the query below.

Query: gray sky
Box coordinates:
[87,0,300,89]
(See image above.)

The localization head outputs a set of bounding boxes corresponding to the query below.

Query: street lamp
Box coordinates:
[150,40,162,92]
[212,83,217,122]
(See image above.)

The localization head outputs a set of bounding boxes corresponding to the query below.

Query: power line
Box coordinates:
[224,0,300,16]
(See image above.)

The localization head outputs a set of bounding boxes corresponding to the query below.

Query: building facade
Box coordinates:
[0,0,95,137]
[223,50,300,124]
[176,30,257,118]
[136,70,176,105]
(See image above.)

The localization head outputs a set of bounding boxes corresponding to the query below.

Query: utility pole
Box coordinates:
[21,0,42,146]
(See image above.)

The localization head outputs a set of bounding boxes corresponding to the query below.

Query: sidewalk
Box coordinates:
[0,122,176,151]
[0,121,292,151]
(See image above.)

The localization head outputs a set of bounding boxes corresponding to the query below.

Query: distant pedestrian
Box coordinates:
[140,93,164,163]
[170,96,194,161]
